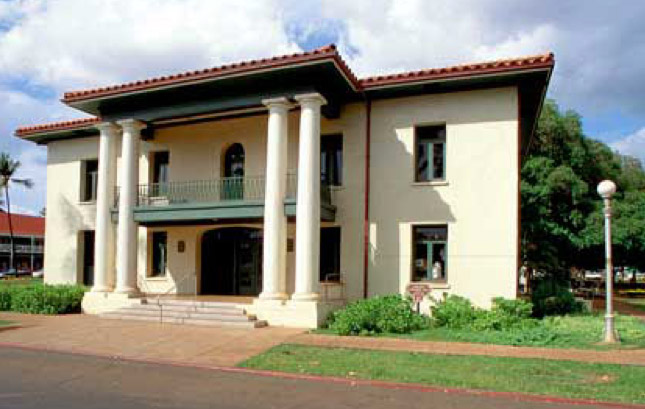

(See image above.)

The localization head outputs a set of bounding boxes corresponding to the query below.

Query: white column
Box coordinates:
[115,119,146,294]
[92,122,119,292]
[292,93,326,301]
[259,97,292,300]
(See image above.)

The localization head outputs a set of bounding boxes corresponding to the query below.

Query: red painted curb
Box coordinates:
[0,341,643,409]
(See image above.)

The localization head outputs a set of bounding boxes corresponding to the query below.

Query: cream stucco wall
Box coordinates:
[368,87,519,308]
[43,87,519,311]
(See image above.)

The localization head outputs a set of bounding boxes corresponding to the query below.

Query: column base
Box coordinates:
[291,292,320,302]
[113,286,141,297]
[90,285,112,293]
[258,292,289,301]
[248,297,343,328]
[81,291,143,315]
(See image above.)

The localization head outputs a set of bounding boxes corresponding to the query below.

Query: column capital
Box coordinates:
[262,97,293,112]
[95,122,120,135]
[294,92,327,107]
[117,118,147,133]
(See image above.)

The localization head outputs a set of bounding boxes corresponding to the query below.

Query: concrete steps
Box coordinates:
[100,298,266,329]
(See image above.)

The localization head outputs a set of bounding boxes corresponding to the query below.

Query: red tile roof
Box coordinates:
[16,46,554,138]
[15,117,101,137]
[62,44,359,103]
[0,212,45,237]
[359,52,554,88]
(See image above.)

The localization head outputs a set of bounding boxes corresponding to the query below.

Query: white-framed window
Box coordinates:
[80,159,98,202]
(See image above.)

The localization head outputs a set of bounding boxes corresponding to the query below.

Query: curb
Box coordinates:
[0,341,643,409]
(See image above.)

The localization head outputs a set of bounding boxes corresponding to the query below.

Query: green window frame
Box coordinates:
[415,125,446,182]
[412,225,447,282]
[151,231,167,277]
[81,159,99,202]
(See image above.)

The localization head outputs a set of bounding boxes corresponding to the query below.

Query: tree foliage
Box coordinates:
[522,100,645,278]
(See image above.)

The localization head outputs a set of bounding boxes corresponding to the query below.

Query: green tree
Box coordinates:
[0,153,33,272]
[522,100,645,281]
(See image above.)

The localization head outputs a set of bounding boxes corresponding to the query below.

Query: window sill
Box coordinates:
[145,276,168,281]
[329,185,345,191]
[411,281,451,289]
[78,200,97,206]
[411,180,449,187]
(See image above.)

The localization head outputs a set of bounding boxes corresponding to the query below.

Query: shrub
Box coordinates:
[0,283,86,314]
[430,295,480,329]
[431,296,537,331]
[328,295,429,336]
[531,280,583,318]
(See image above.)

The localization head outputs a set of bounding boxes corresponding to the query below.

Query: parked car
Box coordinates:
[32,270,44,278]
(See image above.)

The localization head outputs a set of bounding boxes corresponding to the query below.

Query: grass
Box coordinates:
[240,344,645,404]
[318,313,645,350]
[619,297,645,312]
[0,319,15,327]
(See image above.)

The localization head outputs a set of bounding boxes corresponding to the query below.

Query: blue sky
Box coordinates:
[0,0,644,215]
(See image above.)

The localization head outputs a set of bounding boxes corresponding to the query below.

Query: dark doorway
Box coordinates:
[201,228,262,296]
[81,231,95,286]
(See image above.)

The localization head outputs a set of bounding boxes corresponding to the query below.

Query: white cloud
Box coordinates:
[0,0,299,92]
[612,128,645,164]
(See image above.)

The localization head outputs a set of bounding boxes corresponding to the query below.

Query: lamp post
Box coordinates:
[597,179,619,343]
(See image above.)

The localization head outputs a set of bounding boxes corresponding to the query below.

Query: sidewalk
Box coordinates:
[0,312,303,367]
[2,311,645,368]
[289,333,645,366]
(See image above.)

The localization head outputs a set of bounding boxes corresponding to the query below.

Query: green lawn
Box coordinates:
[619,297,645,312]
[319,313,645,350]
[240,344,645,404]
[0,320,16,327]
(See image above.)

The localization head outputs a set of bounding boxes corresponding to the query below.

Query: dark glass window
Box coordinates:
[82,159,98,202]
[412,225,447,282]
[320,227,341,282]
[152,151,169,184]
[151,232,167,277]
[224,143,245,178]
[415,125,446,181]
[321,134,343,186]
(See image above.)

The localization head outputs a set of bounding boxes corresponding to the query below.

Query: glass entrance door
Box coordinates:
[201,228,262,295]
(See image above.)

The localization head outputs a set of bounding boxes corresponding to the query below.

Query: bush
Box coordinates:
[328,295,429,336]
[0,283,86,314]
[531,280,583,318]
[431,296,536,331]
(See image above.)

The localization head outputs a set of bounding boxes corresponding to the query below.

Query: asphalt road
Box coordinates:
[0,347,621,409]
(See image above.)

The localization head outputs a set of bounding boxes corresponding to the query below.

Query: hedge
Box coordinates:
[0,283,87,314]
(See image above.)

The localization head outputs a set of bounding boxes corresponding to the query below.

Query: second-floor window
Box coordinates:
[81,159,98,202]
[415,125,446,182]
[321,134,343,186]
[150,151,169,197]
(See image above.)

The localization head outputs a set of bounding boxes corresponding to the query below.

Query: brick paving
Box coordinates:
[289,333,645,366]
[2,311,645,368]
[0,312,303,366]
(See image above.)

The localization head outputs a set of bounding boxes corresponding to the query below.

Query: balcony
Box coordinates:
[113,175,336,224]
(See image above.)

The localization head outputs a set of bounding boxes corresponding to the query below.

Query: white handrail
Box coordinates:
[156,271,198,323]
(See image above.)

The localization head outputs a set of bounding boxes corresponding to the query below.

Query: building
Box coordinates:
[0,211,45,273]
[15,45,553,327]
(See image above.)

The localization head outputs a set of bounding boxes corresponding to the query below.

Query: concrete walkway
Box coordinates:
[290,334,645,366]
[0,312,303,366]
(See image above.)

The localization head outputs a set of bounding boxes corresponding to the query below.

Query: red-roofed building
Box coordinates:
[14,45,553,327]
[0,211,45,273]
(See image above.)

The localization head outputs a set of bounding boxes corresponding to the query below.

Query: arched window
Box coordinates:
[222,143,245,200]
[224,143,245,178]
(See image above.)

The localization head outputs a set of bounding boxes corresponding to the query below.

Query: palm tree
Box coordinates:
[0,153,33,272]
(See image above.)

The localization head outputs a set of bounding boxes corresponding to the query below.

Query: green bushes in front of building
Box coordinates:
[0,283,86,314]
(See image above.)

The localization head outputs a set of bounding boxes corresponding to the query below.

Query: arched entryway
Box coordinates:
[200,227,262,296]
